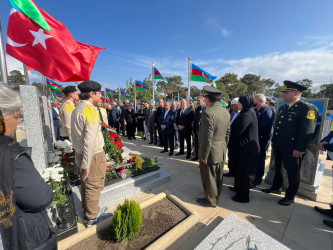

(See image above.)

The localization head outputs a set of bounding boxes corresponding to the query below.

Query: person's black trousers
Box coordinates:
[194,132,199,158]
[227,142,237,175]
[120,120,125,136]
[179,129,191,156]
[149,125,156,143]
[255,139,270,183]
[126,123,136,139]
[271,148,301,200]
[162,131,174,152]
[156,124,163,145]
[114,121,120,134]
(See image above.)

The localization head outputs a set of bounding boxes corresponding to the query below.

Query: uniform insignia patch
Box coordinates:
[306,110,316,120]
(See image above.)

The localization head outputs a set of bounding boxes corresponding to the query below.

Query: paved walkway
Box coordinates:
[123,137,332,250]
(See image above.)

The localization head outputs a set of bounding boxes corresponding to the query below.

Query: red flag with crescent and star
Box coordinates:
[6,8,104,82]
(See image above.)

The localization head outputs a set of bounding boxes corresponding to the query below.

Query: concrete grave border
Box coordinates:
[58,192,199,249]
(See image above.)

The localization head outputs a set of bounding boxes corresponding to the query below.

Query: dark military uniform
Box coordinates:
[265,81,318,204]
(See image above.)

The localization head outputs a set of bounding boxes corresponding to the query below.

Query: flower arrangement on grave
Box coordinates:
[42,164,68,206]
[127,155,144,170]
[102,122,124,165]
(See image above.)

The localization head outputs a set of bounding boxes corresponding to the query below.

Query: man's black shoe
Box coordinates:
[176,152,184,156]
[154,142,157,145]
[323,220,333,228]
[250,184,256,189]
[232,195,249,203]
[186,155,191,159]
[278,197,294,206]
[169,152,173,156]
[223,172,234,177]
[195,198,216,208]
[191,157,199,161]
[128,137,132,140]
[229,186,235,192]
[262,188,282,195]
[160,150,168,153]
[149,142,153,144]
[158,143,163,146]
[314,206,333,218]
[133,137,136,140]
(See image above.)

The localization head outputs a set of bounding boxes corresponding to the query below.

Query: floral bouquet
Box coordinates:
[102,122,124,165]
[127,155,144,170]
[42,164,68,206]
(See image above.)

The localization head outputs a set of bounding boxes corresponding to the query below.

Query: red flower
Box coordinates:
[106,166,109,171]
[64,158,70,162]
[64,153,71,157]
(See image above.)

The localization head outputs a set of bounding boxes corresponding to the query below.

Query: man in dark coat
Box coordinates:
[52,101,61,140]
[159,102,175,156]
[145,102,156,144]
[262,80,318,206]
[176,99,194,159]
[111,101,120,133]
[254,94,274,185]
[192,96,206,161]
[154,99,164,146]
[196,86,230,208]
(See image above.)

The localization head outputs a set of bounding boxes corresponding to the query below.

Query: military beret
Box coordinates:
[203,85,221,97]
[282,80,307,92]
[78,81,102,93]
[63,85,78,95]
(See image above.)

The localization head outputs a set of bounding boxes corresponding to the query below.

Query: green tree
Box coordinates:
[313,83,333,109]
[240,74,263,94]
[156,75,183,100]
[31,82,43,95]
[215,73,247,102]
[261,78,277,97]
[8,70,26,90]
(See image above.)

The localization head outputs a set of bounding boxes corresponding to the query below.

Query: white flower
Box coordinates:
[64,140,72,147]
[55,150,62,156]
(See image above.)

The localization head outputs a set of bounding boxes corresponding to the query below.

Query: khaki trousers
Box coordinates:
[199,161,224,206]
[75,151,106,219]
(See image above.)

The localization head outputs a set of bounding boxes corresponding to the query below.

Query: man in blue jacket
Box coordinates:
[159,101,175,156]
[254,94,274,185]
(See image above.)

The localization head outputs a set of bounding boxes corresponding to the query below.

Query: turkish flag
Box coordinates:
[6,8,104,82]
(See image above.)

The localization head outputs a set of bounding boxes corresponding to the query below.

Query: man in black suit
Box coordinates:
[111,101,120,133]
[192,96,206,161]
[52,101,61,140]
[145,102,156,144]
[159,101,175,156]
[176,99,195,159]
[154,99,164,146]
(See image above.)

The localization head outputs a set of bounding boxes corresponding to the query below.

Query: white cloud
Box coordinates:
[203,15,231,38]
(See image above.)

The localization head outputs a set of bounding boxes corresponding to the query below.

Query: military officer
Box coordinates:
[262,80,318,206]
[196,86,230,208]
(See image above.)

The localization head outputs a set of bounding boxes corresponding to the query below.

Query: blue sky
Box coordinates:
[1,0,333,90]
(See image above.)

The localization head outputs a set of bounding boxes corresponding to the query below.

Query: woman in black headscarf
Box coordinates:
[230,93,259,203]
[0,84,56,250]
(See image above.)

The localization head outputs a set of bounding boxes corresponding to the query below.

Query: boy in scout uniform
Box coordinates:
[71,81,108,227]
[196,86,230,208]
[59,86,79,141]
[262,80,318,206]
[59,86,80,185]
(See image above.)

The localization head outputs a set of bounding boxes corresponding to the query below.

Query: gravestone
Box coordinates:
[265,98,329,200]
[195,213,289,250]
[19,85,48,173]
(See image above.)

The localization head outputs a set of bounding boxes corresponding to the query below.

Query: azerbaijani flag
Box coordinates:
[120,88,131,100]
[135,80,149,92]
[105,88,117,95]
[153,67,168,83]
[46,78,62,89]
[191,63,217,87]
[220,100,228,107]
[271,96,279,102]
[178,97,184,101]
[50,89,62,94]
[53,92,61,97]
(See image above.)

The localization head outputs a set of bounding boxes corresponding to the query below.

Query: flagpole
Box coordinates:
[134,79,137,112]
[152,62,155,103]
[23,64,30,85]
[187,57,191,103]
[118,84,121,101]
[0,18,8,84]
[42,75,46,96]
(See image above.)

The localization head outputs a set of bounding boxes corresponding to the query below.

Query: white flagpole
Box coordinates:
[152,62,155,104]
[134,79,137,112]
[187,57,191,102]
[0,18,8,84]
[23,64,30,85]
[118,84,121,101]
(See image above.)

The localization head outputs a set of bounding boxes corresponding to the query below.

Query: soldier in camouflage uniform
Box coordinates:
[262,80,318,206]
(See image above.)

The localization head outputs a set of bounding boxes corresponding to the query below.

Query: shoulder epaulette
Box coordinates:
[64,101,75,114]
[83,105,100,125]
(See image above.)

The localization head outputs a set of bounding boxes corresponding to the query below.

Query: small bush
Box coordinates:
[112,199,142,241]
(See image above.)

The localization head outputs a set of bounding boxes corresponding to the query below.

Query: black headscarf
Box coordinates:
[0,109,27,249]
[239,94,255,112]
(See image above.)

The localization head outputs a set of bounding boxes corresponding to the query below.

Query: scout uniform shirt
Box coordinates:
[59,99,75,140]
[71,100,105,169]
[272,99,317,153]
